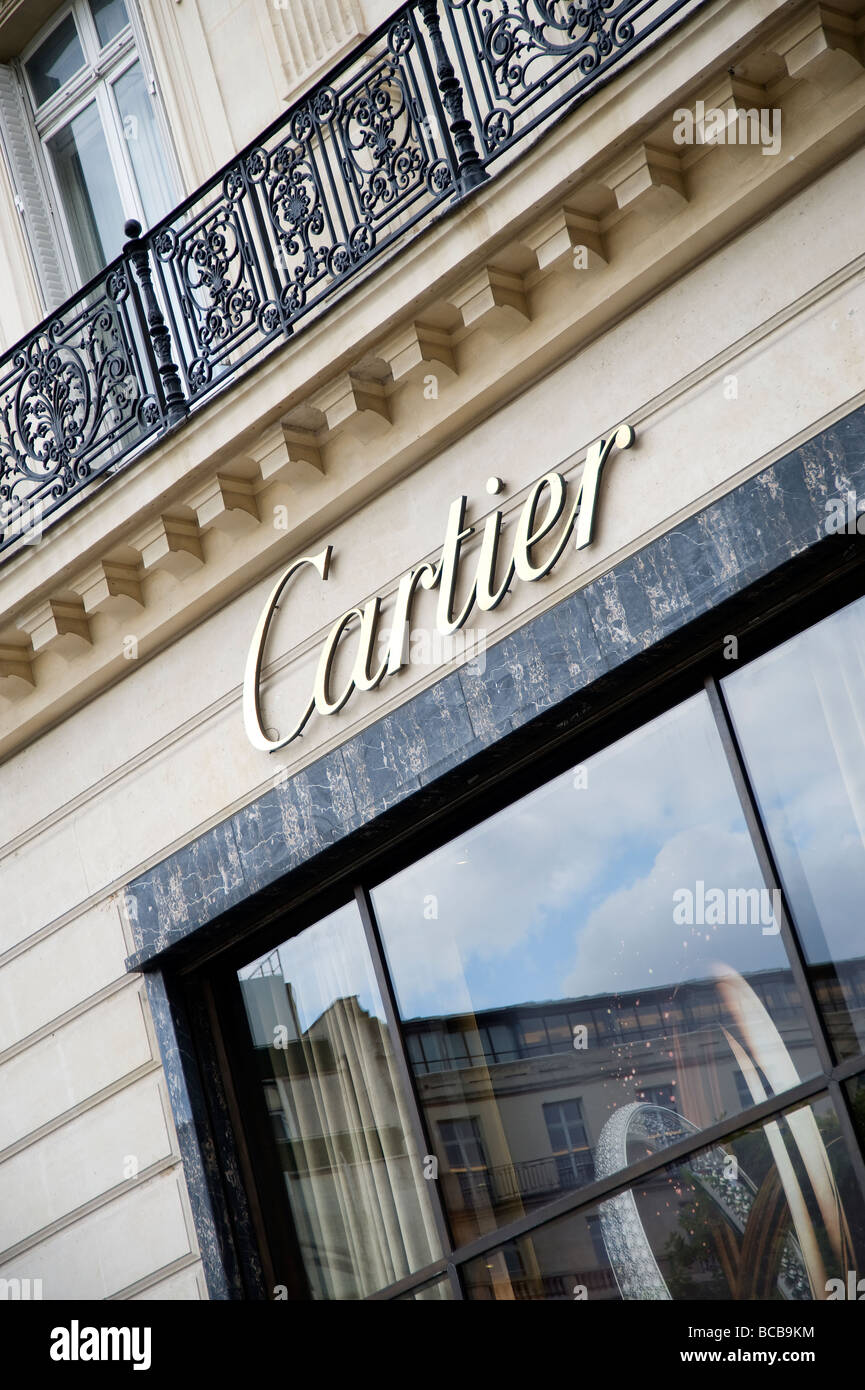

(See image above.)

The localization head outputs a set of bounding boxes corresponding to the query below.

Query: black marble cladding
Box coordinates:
[124,403,865,968]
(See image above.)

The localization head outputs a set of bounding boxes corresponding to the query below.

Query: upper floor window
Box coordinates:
[0,0,179,311]
[22,0,175,285]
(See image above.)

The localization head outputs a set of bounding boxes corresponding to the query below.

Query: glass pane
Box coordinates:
[238,902,442,1299]
[372,692,821,1246]
[113,61,173,227]
[465,1094,865,1300]
[90,0,130,47]
[26,14,85,107]
[47,102,126,281]
[723,595,865,1061]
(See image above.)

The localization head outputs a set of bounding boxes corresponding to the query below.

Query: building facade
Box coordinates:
[2,0,865,1301]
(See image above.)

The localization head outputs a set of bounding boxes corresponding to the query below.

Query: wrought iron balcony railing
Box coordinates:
[0,0,704,560]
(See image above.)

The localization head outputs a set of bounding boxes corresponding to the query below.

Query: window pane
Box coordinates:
[464,1093,865,1300]
[238,902,442,1299]
[372,692,821,1245]
[90,0,130,47]
[113,61,172,227]
[26,14,85,107]
[723,595,865,1061]
[47,102,125,280]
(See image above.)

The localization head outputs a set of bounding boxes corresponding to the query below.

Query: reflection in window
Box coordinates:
[465,1094,865,1300]
[373,692,821,1245]
[438,1117,491,1208]
[238,902,442,1299]
[26,15,85,107]
[113,61,171,228]
[90,0,130,48]
[543,1100,592,1190]
[723,594,865,1060]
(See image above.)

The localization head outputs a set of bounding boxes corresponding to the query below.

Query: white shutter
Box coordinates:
[0,63,70,313]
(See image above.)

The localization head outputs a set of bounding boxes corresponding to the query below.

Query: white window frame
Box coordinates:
[17,0,182,291]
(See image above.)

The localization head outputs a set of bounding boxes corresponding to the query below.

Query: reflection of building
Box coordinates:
[403,968,829,1277]
[245,960,865,1298]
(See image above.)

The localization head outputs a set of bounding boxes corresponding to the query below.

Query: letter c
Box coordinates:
[243,546,332,752]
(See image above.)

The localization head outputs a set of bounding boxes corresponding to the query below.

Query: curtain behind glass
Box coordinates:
[239,902,442,1298]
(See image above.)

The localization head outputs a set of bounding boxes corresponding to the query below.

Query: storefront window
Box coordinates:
[371,692,821,1244]
[723,593,865,1060]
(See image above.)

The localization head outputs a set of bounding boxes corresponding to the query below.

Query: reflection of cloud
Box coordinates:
[563,826,780,998]
[723,596,865,963]
[375,694,793,1018]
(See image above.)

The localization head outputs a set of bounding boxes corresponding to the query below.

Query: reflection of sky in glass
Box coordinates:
[239,900,383,1033]
[723,593,865,972]
[373,692,791,1021]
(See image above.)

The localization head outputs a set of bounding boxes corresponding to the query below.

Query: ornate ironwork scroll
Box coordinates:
[0,264,162,550]
[443,0,702,158]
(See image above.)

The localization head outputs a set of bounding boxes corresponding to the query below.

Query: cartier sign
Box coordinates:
[243,425,635,752]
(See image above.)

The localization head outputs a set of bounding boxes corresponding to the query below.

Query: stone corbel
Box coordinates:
[0,643,35,700]
[451,267,531,340]
[311,371,392,442]
[133,515,205,580]
[239,418,326,491]
[72,562,144,622]
[376,321,458,385]
[523,209,607,277]
[694,76,775,155]
[604,145,688,224]
[18,598,92,661]
[188,474,261,537]
[773,5,863,92]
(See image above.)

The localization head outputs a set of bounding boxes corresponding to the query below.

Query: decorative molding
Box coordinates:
[0,641,34,698]
[523,209,607,276]
[188,476,260,537]
[451,267,531,340]
[376,321,458,384]
[133,516,205,580]
[73,563,144,621]
[605,145,688,221]
[311,371,392,442]
[18,598,91,660]
[773,5,864,92]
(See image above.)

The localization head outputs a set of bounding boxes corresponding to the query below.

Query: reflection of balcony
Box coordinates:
[444,1153,594,1211]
